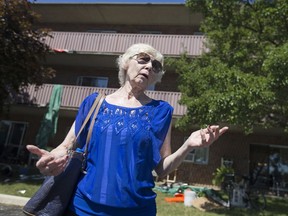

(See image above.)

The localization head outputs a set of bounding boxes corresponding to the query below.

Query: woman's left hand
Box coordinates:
[185,125,228,149]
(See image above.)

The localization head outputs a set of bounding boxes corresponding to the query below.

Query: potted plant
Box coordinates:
[212,166,234,189]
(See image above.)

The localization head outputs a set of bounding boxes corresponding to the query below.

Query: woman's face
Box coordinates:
[125,52,162,89]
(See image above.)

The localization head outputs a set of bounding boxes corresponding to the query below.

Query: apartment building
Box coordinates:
[1,1,287,189]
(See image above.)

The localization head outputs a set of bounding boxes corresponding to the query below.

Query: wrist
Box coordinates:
[183,140,195,152]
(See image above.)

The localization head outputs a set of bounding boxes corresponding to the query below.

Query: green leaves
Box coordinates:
[172,0,288,133]
[0,0,55,112]
[212,166,234,186]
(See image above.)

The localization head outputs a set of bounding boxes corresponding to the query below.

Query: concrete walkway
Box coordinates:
[0,194,29,206]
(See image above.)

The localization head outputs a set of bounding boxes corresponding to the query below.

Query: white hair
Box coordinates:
[117,43,165,87]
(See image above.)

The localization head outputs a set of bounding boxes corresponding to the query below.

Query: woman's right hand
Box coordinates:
[27,145,69,176]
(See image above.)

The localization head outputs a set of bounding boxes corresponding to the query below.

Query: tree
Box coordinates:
[0,0,54,112]
[170,0,288,133]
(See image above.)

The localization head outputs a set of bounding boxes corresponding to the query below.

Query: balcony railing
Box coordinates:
[44,31,207,57]
[15,84,186,116]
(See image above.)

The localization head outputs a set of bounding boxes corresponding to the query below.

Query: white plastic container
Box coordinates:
[231,188,245,207]
[184,189,197,207]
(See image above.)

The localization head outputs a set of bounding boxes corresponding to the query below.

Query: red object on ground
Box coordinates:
[164,193,184,203]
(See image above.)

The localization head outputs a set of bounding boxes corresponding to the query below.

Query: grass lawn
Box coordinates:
[0,164,43,197]
[0,180,42,198]
[156,190,288,216]
[0,176,287,216]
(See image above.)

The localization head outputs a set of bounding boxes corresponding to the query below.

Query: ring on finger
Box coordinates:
[207,126,213,133]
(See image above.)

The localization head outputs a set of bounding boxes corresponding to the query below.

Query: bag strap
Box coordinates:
[85,94,105,146]
[80,93,105,174]
[75,93,103,142]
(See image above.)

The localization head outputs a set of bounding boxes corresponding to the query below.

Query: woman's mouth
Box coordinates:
[139,73,148,79]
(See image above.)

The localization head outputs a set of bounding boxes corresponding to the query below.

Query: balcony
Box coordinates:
[44,31,207,57]
[15,84,187,117]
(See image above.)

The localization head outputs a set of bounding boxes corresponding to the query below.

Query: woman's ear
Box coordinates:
[123,62,128,71]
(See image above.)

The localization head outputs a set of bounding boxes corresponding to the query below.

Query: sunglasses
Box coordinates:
[132,52,163,73]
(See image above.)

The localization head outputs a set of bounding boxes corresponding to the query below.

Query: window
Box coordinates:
[185,149,195,162]
[250,143,288,192]
[193,147,209,164]
[269,146,288,173]
[77,76,108,87]
[0,121,28,159]
[184,148,209,164]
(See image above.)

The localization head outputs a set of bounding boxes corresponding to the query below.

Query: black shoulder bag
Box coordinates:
[23,93,105,216]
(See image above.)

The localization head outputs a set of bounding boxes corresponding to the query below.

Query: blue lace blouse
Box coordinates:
[74,92,173,208]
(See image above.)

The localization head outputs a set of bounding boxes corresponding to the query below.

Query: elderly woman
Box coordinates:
[27,43,228,216]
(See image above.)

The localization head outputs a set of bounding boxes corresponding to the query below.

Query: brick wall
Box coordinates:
[169,126,288,185]
[170,128,258,185]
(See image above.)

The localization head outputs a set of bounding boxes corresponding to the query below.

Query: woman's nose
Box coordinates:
[144,61,153,71]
